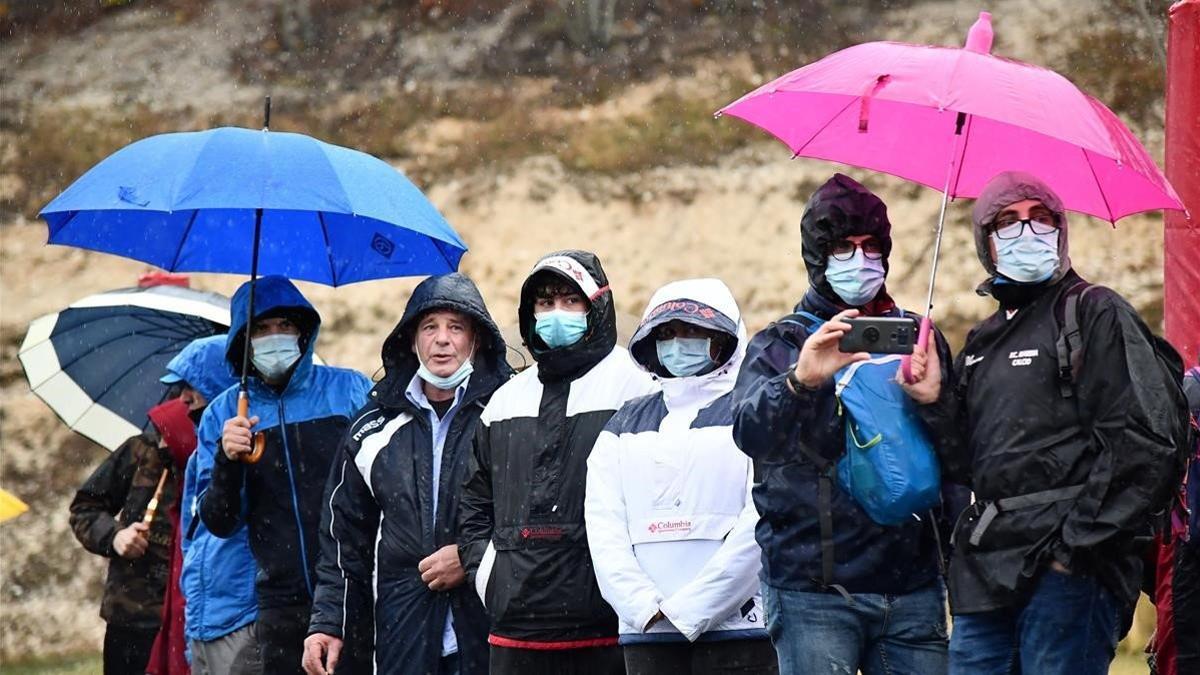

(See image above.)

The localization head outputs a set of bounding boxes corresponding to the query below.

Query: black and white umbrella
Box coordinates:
[19,285,230,451]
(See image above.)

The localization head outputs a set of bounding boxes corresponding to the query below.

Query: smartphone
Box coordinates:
[838,317,915,355]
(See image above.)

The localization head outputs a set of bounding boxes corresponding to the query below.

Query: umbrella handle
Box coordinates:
[141,469,169,528]
[900,316,933,384]
[237,392,267,464]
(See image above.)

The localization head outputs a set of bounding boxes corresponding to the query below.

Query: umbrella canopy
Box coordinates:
[19,285,230,451]
[0,488,30,524]
[39,126,467,285]
[717,13,1182,223]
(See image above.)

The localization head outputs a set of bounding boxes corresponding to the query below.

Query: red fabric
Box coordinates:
[487,634,619,650]
[138,272,191,288]
[146,398,196,675]
[1166,0,1200,366]
[148,399,196,467]
[1154,534,1179,675]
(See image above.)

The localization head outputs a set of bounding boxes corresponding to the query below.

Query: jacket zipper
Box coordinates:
[278,399,315,598]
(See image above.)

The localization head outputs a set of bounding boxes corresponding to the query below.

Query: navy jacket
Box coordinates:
[309,274,511,674]
[731,289,960,595]
[198,276,372,614]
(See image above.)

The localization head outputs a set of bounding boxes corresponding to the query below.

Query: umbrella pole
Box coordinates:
[903,112,966,383]
[237,208,266,463]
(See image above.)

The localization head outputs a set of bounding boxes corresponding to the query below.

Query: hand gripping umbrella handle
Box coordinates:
[237,391,266,464]
[901,316,933,384]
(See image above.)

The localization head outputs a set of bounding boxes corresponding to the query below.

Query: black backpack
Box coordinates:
[1055,280,1196,540]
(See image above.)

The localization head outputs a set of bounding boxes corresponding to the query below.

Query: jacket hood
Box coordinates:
[225,275,321,379]
[801,173,894,305]
[629,278,746,381]
[971,171,1072,292]
[161,335,237,402]
[375,273,513,405]
[518,250,618,382]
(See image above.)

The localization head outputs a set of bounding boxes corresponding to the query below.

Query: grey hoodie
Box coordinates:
[971,171,1073,288]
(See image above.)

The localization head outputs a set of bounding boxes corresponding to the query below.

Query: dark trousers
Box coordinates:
[624,639,779,675]
[1177,541,1200,673]
[103,624,158,675]
[257,604,311,675]
[490,644,624,675]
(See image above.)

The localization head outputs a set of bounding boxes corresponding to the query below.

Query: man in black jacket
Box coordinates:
[458,250,658,675]
[904,171,1179,675]
[303,273,511,675]
[731,174,958,675]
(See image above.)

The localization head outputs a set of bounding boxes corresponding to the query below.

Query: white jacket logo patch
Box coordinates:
[1008,348,1039,367]
[647,519,692,535]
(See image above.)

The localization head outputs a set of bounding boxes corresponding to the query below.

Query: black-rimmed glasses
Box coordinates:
[829,239,884,261]
[990,212,1059,240]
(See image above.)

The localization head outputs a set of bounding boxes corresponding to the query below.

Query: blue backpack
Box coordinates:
[796,311,942,526]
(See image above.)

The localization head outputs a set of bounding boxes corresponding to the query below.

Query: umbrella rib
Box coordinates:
[318,211,338,287]
[435,239,456,273]
[168,209,201,272]
[1081,148,1116,224]
[793,97,861,156]
[48,209,82,240]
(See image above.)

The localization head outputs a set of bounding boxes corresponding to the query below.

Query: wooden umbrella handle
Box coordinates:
[141,469,170,528]
[237,391,266,464]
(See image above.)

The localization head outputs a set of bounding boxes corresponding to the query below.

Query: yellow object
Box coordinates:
[0,488,29,523]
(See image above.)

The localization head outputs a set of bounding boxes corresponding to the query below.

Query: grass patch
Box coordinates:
[559,90,757,174]
[1,654,102,675]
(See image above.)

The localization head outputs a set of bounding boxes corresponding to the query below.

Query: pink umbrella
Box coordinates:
[717,11,1184,377]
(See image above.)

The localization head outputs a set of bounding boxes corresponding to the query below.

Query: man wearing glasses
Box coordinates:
[902,171,1180,674]
[732,173,959,675]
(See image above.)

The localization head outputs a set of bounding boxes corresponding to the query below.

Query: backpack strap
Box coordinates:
[1055,281,1102,399]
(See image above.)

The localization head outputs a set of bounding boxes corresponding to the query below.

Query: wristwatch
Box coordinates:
[786,367,814,395]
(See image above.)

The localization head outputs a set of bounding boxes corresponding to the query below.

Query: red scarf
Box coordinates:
[146,399,196,675]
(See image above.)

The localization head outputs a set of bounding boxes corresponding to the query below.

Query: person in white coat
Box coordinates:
[585,278,778,675]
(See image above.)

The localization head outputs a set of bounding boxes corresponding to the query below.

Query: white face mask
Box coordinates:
[251,334,301,381]
[416,345,475,391]
[992,229,1060,283]
[824,250,886,306]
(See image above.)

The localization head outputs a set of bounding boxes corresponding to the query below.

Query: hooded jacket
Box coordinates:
[175,335,260,641]
[308,273,511,675]
[458,251,659,647]
[70,431,178,630]
[732,175,959,595]
[585,279,766,645]
[918,172,1179,613]
[197,276,372,613]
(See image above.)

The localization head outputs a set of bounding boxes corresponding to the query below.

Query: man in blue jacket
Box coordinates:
[731,174,958,675]
[198,276,372,675]
[169,335,260,674]
[304,273,511,675]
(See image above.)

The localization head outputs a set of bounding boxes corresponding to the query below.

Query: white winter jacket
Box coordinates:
[585,278,766,644]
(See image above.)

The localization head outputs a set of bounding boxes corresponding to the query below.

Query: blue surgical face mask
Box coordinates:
[992,228,1059,283]
[251,333,301,381]
[534,310,588,349]
[824,250,886,306]
[656,337,714,378]
[417,347,474,391]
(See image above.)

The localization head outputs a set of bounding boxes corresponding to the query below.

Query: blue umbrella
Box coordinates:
[18,285,230,451]
[39,114,466,459]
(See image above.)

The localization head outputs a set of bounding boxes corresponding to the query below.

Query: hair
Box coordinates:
[531,272,582,301]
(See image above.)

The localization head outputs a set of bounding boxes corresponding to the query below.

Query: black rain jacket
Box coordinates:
[457,250,659,646]
[919,269,1180,613]
[308,273,511,674]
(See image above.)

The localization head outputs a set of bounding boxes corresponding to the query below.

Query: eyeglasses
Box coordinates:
[829,239,884,261]
[990,211,1059,240]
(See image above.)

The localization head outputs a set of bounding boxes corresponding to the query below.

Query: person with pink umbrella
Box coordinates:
[903,171,1188,674]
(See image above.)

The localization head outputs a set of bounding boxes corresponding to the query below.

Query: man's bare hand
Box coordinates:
[898,335,941,405]
[792,310,870,390]
[302,633,342,675]
[221,415,261,461]
[113,522,150,559]
[418,544,465,592]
